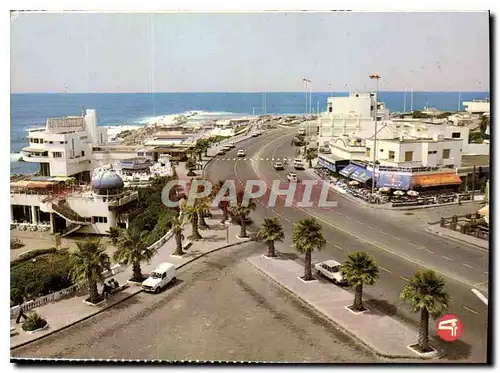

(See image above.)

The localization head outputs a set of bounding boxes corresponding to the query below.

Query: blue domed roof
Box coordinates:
[91,170,124,190]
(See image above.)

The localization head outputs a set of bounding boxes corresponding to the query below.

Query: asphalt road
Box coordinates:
[11,243,378,363]
[205,126,490,362]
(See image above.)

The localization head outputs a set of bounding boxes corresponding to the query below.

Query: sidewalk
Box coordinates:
[247,254,434,359]
[426,224,489,250]
[10,216,249,349]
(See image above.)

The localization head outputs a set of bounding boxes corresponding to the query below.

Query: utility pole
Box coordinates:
[302,78,309,115]
[471,165,476,201]
[410,88,414,113]
[458,92,461,112]
[369,73,381,201]
[403,89,406,113]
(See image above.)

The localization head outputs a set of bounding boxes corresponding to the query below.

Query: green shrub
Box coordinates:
[21,312,48,332]
[10,238,25,250]
[11,251,73,304]
[10,247,59,268]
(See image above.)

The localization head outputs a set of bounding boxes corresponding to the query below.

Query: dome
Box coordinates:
[91,169,124,190]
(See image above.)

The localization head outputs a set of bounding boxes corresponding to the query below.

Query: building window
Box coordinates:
[94,216,108,223]
[52,152,63,158]
[428,150,437,154]
[452,132,461,138]
[80,136,87,140]
[44,141,54,144]
[365,148,371,157]
[377,116,382,121]
[81,151,85,156]
[405,151,413,162]
[388,151,395,160]
[380,149,384,152]
[443,149,450,159]
[370,105,374,111]
[328,107,332,113]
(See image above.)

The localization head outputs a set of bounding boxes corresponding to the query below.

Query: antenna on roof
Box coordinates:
[82,106,85,116]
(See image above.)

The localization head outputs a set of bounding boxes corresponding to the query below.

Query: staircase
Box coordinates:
[61,223,83,237]
[52,202,91,225]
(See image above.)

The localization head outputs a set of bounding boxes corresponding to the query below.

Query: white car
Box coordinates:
[293,159,305,170]
[142,263,177,293]
[286,172,298,182]
[273,161,284,170]
[315,260,348,286]
[237,149,246,157]
[228,142,236,148]
[216,149,226,156]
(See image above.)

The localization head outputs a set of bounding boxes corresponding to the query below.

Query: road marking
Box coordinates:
[463,306,479,315]
[461,263,474,269]
[473,281,487,287]
[393,236,401,241]
[409,243,419,247]
[345,216,352,221]
[233,158,237,161]
[333,244,343,251]
[484,272,489,275]
[400,276,410,282]
[442,256,454,261]
[260,158,264,161]
[355,220,364,225]
[284,217,291,222]
[380,231,390,236]
[272,158,275,161]
[266,158,269,161]
[471,289,488,305]
[424,249,434,254]
[379,266,392,274]
[368,226,375,230]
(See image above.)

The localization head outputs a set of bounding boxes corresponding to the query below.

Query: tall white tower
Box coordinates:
[85,109,97,144]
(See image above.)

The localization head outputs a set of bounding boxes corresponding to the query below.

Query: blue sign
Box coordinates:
[339,164,358,177]
[376,172,412,190]
[350,166,373,183]
[318,157,336,172]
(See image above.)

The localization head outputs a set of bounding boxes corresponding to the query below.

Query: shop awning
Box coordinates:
[339,164,358,177]
[376,172,412,190]
[412,173,462,188]
[317,157,336,172]
[350,167,373,183]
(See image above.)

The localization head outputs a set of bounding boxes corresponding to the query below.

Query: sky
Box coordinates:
[10,11,490,93]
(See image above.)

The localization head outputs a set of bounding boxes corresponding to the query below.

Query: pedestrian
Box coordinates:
[108,279,116,290]
[16,307,27,324]
[102,283,111,298]
[112,279,120,288]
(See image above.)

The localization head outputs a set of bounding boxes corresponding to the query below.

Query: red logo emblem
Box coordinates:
[436,314,462,342]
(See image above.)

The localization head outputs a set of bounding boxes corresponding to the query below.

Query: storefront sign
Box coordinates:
[376,172,412,190]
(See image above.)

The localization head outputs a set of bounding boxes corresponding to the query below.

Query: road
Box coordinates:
[205,125,490,362]
[11,243,378,363]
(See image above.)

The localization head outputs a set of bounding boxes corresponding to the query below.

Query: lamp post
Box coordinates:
[302,78,310,115]
[369,73,381,201]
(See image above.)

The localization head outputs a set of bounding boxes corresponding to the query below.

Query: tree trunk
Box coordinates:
[204,149,208,157]
[198,152,202,161]
[173,231,183,256]
[267,241,276,257]
[304,250,313,280]
[132,261,143,282]
[308,158,313,168]
[191,214,202,239]
[88,276,100,303]
[220,207,228,224]
[418,308,430,351]
[199,213,209,229]
[353,284,364,311]
[239,214,247,238]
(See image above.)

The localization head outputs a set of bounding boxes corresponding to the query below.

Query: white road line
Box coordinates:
[355,220,364,225]
[345,216,352,221]
[284,217,291,222]
[424,249,434,254]
[233,158,237,161]
[442,256,454,261]
[409,243,419,247]
[266,158,270,161]
[379,266,392,274]
[380,231,390,236]
[400,276,410,282]
[336,212,343,216]
[393,236,401,241]
[461,263,474,269]
[463,306,479,315]
[471,288,488,305]
[260,158,264,161]
[333,244,343,251]
[244,158,248,161]
[473,281,487,287]
[368,226,375,230]
[272,158,275,161]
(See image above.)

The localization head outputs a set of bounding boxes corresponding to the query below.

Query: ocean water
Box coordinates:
[10,91,489,174]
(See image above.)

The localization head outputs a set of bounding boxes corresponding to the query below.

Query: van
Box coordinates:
[141,262,176,293]
[297,128,306,136]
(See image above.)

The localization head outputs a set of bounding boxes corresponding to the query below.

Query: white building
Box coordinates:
[463,99,490,114]
[11,170,138,236]
[22,109,108,181]
[318,92,390,146]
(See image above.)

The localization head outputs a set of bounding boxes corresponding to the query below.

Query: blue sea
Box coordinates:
[10,91,489,174]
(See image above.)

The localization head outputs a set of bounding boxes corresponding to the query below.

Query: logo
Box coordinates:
[436,314,462,342]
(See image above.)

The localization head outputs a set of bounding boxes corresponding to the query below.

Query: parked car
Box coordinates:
[273,161,284,170]
[216,149,226,156]
[142,263,177,293]
[228,142,236,148]
[237,149,246,157]
[314,260,348,285]
[222,145,232,152]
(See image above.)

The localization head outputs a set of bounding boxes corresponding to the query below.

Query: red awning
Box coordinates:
[412,173,462,188]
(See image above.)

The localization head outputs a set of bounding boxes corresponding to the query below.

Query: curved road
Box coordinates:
[205,126,489,362]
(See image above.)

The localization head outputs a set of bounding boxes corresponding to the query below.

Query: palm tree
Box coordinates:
[185,158,197,176]
[341,251,379,312]
[292,218,326,281]
[113,227,153,283]
[106,227,121,245]
[196,197,211,229]
[197,139,210,157]
[69,239,111,304]
[183,201,203,240]
[211,180,229,223]
[255,217,285,257]
[305,148,317,168]
[400,270,450,352]
[230,190,257,238]
[170,215,185,256]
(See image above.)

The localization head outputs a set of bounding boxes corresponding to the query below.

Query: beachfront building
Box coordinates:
[143,130,197,161]
[317,92,390,147]
[463,99,490,115]
[11,170,138,236]
[22,109,108,181]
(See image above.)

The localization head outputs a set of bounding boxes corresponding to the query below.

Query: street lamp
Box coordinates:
[302,78,310,115]
[369,73,381,201]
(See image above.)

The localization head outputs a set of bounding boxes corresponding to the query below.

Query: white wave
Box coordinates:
[10,153,23,162]
[136,110,248,126]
